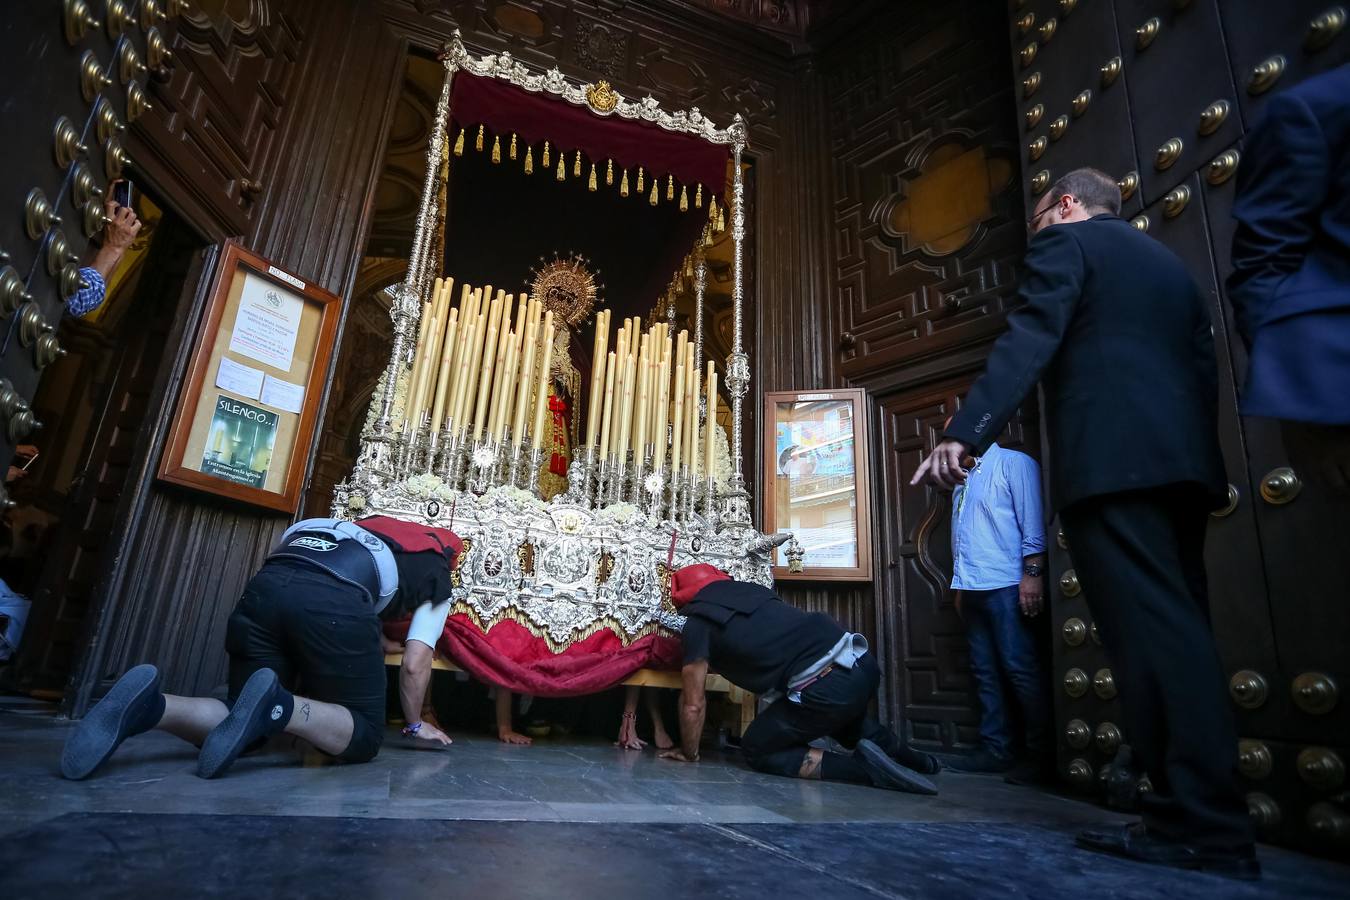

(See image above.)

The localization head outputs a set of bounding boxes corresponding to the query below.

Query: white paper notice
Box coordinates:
[261,374,305,414]
[215,356,264,400]
[228,272,304,371]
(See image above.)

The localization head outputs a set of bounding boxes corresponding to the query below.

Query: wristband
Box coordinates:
[402,721,423,737]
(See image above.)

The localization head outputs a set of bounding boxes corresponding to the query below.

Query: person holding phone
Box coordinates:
[69,180,143,319]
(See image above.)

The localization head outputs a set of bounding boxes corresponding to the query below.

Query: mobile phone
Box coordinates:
[112,179,134,210]
[18,450,38,471]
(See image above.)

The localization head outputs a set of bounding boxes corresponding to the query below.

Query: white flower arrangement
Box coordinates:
[598,501,640,523]
[486,484,541,508]
[347,493,367,512]
[362,365,412,436]
[402,472,447,498]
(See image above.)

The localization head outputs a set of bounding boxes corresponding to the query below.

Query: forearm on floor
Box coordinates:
[679,693,705,759]
[398,640,435,724]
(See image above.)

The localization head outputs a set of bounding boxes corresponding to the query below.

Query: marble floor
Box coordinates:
[1,703,1345,898]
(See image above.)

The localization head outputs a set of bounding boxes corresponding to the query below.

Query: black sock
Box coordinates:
[820,751,871,784]
[267,686,295,735]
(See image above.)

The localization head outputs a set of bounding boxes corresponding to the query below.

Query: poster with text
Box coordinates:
[228,271,303,371]
[200,395,278,489]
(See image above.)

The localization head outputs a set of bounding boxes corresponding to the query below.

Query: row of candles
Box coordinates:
[394,276,556,456]
[390,276,722,514]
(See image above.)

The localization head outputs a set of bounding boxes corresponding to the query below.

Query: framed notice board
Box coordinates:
[762,388,873,582]
[157,241,341,513]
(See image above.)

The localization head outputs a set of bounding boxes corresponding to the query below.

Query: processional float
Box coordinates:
[333,33,800,694]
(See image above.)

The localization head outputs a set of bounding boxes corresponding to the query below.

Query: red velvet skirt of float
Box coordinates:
[384,614,682,697]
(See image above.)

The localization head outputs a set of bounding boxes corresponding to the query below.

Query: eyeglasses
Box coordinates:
[1026,205,1054,232]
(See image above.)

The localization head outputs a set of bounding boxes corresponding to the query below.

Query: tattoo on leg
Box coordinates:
[300,702,311,722]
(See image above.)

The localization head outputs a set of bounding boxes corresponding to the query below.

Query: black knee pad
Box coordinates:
[337,713,384,763]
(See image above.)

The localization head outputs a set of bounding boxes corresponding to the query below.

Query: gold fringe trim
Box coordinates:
[509,132,517,160]
[666,174,674,201]
[573,150,582,177]
[588,162,597,191]
[695,183,702,208]
[637,166,645,193]
[524,146,533,174]
[475,124,484,152]
[679,184,688,211]
[649,180,658,205]
[491,134,501,163]
[620,168,629,197]
[606,158,614,186]
[556,155,566,181]
[454,128,465,157]
[542,140,551,168]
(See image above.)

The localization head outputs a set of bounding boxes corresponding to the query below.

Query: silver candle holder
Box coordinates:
[525,446,546,498]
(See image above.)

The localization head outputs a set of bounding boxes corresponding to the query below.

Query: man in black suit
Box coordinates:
[912,168,1257,880]
[1228,64,1350,492]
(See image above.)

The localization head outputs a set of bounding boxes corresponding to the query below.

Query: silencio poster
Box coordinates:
[201,394,278,489]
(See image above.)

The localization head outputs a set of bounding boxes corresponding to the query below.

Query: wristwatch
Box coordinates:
[1023,563,1044,577]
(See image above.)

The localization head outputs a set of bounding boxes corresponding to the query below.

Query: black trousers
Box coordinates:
[225,560,386,762]
[1061,486,1252,846]
[740,651,900,778]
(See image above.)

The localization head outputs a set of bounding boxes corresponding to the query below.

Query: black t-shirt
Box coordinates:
[681,587,842,694]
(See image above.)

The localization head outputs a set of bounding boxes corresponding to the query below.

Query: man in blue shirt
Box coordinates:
[69,186,142,318]
[945,421,1049,776]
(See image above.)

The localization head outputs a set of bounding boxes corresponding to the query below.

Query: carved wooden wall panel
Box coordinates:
[819,1,1027,386]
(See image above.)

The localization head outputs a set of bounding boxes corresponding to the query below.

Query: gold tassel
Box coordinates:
[666,175,674,201]
[509,133,517,160]
[620,169,629,197]
[679,184,688,211]
[649,181,659,206]
[588,163,597,191]
[573,150,582,177]
[637,167,645,193]
[606,159,614,186]
[717,206,725,232]
[525,146,534,174]
[454,128,465,157]
[703,225,713,247]
[491,135,501,164]
[476,125,484,152]
[556,156,566,181]
[543,141,551,168]
[695,184,703,208]
[709,197,717,222]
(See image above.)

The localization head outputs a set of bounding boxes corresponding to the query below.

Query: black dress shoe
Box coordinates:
[945,748,1013,774]
[855,739,938,795]
[1076,823,1261,881]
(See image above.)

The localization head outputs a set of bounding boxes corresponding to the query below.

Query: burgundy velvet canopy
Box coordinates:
[449,72,729,191]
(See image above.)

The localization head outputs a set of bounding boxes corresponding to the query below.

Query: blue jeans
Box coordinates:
[963,584,1049,760]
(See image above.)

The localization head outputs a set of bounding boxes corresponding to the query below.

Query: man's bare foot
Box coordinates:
[498,728,533,745]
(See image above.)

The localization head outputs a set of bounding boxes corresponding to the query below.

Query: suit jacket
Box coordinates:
[946,215,1226,512]
[1227,64,1350,425]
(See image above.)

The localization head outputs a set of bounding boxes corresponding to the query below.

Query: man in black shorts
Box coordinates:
[658,563,941,794]
[61,516,461,780]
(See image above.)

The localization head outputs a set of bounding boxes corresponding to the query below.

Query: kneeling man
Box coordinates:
[660,564,940,793]
[61,516,461,780]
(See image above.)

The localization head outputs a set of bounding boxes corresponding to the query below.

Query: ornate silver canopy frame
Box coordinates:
[333,33,791,649]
